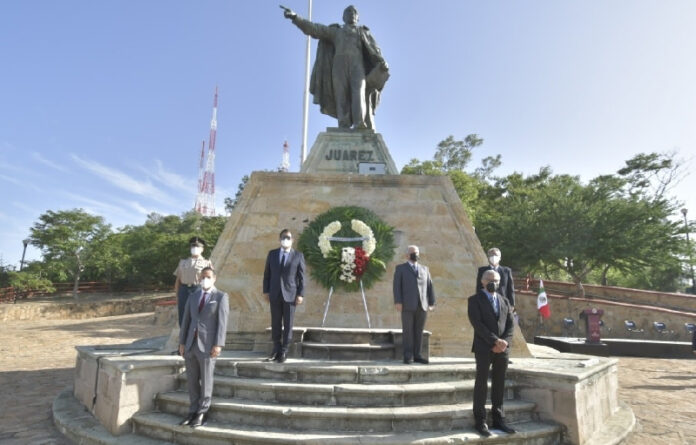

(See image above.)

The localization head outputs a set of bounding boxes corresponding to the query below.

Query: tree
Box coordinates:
[224,174,250,214]
[30,209,111,298]
[433,134,483,172]
[475,154,686,294]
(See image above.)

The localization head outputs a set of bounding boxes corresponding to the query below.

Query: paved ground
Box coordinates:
[0,312,693,444]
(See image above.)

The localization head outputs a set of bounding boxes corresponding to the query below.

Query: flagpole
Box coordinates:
[300,0,312,166]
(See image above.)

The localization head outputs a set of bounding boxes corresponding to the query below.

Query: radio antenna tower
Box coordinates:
[194,87,218,216]
[280,140,290,172]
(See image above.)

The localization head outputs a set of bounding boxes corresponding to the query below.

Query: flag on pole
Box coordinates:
[537,279,551,319]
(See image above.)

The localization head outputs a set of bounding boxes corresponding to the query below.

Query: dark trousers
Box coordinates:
[184,344,216,415]
[270,293,296,354]
[473,349,509,424]
[177,284,197,327]
[401,308,427,360]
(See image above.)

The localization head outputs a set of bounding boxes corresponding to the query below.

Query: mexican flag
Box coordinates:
[537,279,551,319]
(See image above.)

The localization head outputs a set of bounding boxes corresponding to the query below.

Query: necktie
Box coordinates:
[198,292,208,313]
[280,252,287,268]
[411,263,417,274]
[489,293,499,317]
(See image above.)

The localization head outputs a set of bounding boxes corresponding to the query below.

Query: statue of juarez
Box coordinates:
[282,5,389,130]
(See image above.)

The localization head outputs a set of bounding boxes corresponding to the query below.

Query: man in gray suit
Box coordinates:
[263,229,305,363]
[178,266,229,428]
[393,245,435,364]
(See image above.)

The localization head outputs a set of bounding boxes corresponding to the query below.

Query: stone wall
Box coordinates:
[515,290,696,342]
[517,278,696,312]
[0,294,173,322]
[210,172,530,357]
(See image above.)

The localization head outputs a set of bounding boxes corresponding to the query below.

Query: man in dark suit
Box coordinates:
[178,266,229,428]
[393,245,435,364]
[263,228,305,363]
[468,269,516,437]
[476,247,515,308]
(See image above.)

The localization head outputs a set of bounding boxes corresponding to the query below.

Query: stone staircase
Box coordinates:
[130,328,563,444]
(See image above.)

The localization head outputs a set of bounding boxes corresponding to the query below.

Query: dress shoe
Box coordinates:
[179,413,196,426]
[414,357,429,364]
[190,412,207,428]
[265,352,279,362]
[403,357,413,364]
[475,422,491,437]
[276,352,287,363]
[492,420,517,434]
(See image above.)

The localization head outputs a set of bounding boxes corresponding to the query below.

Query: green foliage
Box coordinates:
[29,209,111,289]
[224,174,250,214]
[26,209,227,290]
[434,134,483,172]
[6,271,55,294]
[297,206,396,292]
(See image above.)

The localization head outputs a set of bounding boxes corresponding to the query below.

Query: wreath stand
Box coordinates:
[321,235,372,329]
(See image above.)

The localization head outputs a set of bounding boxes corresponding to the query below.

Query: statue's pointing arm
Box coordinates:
[283,9,334,41]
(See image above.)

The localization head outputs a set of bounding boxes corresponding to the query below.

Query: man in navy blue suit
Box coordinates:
[263,228,306,363]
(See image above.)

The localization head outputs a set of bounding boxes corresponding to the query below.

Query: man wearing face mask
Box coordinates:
[393,245,435,364]
[468,269,515,437]
[178,267,229,428]
[174,237,214,326]
[476,247,515,309]
[263,229,306,363]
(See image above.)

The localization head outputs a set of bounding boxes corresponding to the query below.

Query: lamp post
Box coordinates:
[20,238,30,271]
[682,208,695,293]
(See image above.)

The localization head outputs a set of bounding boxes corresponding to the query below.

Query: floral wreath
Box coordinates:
[298,206,396,292]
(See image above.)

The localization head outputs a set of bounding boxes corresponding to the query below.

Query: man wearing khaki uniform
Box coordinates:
[174,236,213,326]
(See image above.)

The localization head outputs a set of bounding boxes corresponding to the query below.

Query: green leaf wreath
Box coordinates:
[298,206,396,292]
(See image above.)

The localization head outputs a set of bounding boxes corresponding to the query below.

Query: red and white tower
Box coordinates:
[194,87,218,216]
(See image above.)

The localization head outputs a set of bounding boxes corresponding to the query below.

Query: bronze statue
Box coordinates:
[282,5,389,130]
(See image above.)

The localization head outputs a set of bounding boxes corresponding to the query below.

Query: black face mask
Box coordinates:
[486,282,498,293]
[409,252,419,262]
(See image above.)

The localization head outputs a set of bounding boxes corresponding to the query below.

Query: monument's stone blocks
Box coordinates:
[210,171,530,357]
[299,128,399,175]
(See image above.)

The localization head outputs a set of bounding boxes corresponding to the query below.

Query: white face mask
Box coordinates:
[191,246,203,256]
[488,255,501,266]
[200,277,214,290]
[280,239,292,249]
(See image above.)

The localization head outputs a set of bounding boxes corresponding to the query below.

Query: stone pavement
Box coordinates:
[0,312,694,444]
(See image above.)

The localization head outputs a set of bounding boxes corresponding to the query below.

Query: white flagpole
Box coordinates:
[300,0,312,166]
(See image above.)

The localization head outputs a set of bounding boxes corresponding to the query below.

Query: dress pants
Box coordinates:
[332,53,366,128]
[401,308,427,360]
[177,284,197,327]
[184,344,216,415]
[270,293,296,354]
[473,349,509,423]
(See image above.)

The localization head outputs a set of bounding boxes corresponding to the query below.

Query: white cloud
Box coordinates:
[31,152,68,172]
[146,160,196,194]
[71,154,175,205]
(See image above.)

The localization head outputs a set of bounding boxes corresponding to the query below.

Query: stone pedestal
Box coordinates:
[210,172,530,357]
[299,128,399,175]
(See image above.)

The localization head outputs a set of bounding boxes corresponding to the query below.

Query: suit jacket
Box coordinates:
[476,265,515,307]
[263,248,306,303]
[468,290,514,354]
[179,287,229,353]
[393,262,436,311]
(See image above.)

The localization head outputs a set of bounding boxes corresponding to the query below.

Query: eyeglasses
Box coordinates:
[281,236,292,240]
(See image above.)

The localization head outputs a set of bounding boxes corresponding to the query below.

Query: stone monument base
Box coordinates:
[57,335,634,445]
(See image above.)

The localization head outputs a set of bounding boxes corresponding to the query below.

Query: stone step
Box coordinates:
[179,374,517,407]
[133,412,562,445]
[301,327,396,344]
[215,358,478,384]
[155,391,537,432]
[300,341,396,360]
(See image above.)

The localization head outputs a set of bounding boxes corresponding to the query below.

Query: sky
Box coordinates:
[1,1,695,268]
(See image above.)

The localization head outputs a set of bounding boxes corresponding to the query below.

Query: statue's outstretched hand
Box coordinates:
[280,5,297,19]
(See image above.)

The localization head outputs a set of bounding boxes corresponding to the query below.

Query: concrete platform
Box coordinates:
[535,336,695,358]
